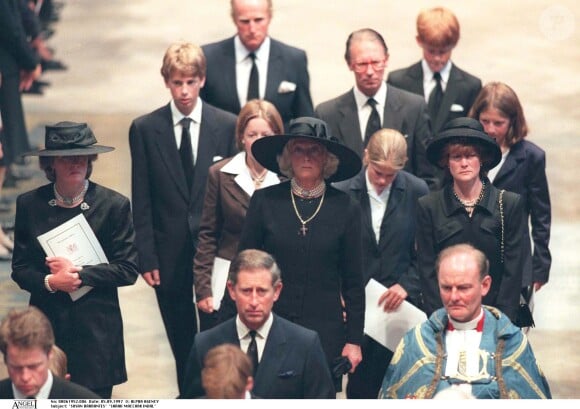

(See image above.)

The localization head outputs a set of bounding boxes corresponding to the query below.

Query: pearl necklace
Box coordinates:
[249,167,268,188]
[291,178,325,198]
[453,180,486,218]
[290,188,325,236]
[52,180,89,206]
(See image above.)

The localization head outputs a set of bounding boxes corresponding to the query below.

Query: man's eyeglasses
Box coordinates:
[352,60,386,73]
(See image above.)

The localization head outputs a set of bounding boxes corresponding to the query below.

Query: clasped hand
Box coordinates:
[45,256,82,293]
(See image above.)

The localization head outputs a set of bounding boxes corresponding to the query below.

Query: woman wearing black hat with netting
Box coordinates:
[416,117,531,324]
[10,121,139,398]
[236,117,365,388]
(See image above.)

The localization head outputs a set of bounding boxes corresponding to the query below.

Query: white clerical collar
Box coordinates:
[447,309,484,332]
[12,370,53,399]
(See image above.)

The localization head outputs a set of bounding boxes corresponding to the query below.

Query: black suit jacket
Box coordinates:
[0,375,101,399]
[492,140,551,285]
[314,84,438,190]
[181,314,335,399]
[11,183,139,389]
[129,102,237,290]
[334,169,429,306]
[200,36,313,126]
[416,182,531,321]
[387,62,482,134]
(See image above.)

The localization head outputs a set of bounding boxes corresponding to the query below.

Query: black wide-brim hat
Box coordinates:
[24,121,115,157]
[251,117,361,182]
[426,117,501,170]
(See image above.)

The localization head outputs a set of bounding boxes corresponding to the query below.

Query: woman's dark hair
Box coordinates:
[439,141,495,179]
[39,155,97,182]
[469,82,528,148]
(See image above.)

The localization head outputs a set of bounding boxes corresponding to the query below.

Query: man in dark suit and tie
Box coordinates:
[180,249,335,399]
[0,307,100,399]
[129,42,237,395]
[315,28,438,190]
[334,129,429,398]
[387,6,482,136]
[200,0,313,127]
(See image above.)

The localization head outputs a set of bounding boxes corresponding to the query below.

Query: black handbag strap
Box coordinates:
[499,189,505,264]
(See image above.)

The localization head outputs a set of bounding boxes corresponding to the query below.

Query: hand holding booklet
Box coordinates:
[364,278,427,351]
[37,214,108,301]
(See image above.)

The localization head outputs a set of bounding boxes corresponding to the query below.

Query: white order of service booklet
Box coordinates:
[37,213,108,301]
[364,278,428,351]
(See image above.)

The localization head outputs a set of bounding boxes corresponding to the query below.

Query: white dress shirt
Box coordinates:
[236,313,273,363]
[487,149,509,183]
[234,35,271,107]
[365,168,391,243]
[422,60,452,102]
[170,98,202,165]
[353,81,387,142]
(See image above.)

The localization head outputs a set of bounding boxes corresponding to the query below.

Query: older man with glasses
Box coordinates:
[315,28,438,190]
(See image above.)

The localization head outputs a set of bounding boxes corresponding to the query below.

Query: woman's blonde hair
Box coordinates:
[364,128,408,170]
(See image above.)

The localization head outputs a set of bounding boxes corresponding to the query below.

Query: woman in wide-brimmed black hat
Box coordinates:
[415,117,531,325]
[11,121,139,398]
[227,117,364,384]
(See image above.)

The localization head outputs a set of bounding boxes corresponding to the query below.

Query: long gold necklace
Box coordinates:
[290,188,325,236]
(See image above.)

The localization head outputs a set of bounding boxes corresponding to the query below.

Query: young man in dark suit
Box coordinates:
[128,42,237,395]
[315,28,438,190]
[0,307,99,399]
[334,129,429,398]
[200,0,313,127]
[180,249,335,399]
[387,6,482,135]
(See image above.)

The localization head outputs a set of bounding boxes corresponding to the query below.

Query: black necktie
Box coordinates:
[428,72,443,121]
[247,52,259,101]
[247,330,259,376]
[364,98,381,146]
[179,117,194,191]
